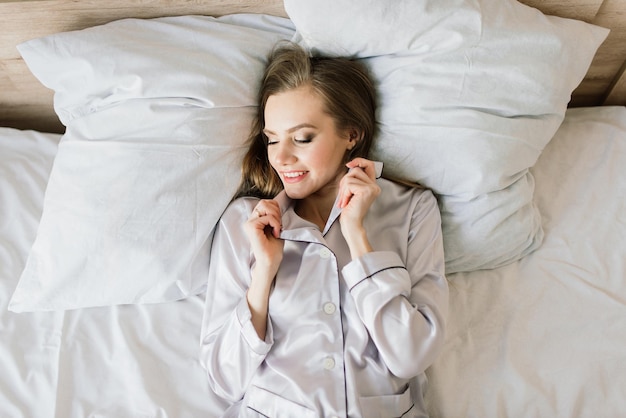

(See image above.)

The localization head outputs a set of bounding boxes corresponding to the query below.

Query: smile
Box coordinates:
[281,171,308,183]
[283,171,307,178]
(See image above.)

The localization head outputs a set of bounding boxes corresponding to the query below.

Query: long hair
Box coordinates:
[234,43,377,199]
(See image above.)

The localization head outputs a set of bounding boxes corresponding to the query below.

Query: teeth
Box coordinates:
[284,171,306,178]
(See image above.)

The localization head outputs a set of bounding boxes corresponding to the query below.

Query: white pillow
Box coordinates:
[285,0,609,273]
[9,15,295,312]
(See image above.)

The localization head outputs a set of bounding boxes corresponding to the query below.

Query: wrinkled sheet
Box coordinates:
[426,106,626,417]
[0,129,226,417]
[1,106,626,417]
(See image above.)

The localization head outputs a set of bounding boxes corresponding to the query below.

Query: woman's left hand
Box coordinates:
[338,158,381,258]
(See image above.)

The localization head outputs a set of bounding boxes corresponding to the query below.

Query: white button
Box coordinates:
[319,248,331,259]
[323,302,336,315]
[323,357,335,370]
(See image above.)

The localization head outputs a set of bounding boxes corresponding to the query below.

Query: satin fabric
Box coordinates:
[200,176,448,417]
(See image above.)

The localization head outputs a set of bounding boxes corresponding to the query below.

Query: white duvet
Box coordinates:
[1,106,625,417]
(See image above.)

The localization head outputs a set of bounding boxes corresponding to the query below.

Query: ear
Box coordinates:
[346,128,362,150]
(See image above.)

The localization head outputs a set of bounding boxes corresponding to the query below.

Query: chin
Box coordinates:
[284,190,306,200]
[282,186,312,200]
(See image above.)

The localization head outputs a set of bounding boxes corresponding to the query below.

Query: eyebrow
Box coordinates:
[263,123,317,136]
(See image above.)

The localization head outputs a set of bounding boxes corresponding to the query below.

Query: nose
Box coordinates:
[270,140,297,166]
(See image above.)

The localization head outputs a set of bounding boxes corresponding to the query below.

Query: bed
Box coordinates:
[1,0,625,417]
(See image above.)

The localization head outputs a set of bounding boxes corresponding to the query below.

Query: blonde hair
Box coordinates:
[235,43,377,199]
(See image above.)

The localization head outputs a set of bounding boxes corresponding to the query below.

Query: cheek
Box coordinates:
[267,149,276,168]
[266,147,285,171]
[325,143,350,166]
[308,149,337,171]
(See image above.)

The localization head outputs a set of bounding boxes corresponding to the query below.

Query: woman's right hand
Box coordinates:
[244,199,284,276]
[244,199,284,340]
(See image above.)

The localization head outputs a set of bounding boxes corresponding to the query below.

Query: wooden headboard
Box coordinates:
[1,0,625,134]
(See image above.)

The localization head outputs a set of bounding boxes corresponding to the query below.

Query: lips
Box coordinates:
[281,170,308,183]
[283,171,306,178]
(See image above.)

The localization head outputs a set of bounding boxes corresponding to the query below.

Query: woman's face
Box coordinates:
[263,85,355,200]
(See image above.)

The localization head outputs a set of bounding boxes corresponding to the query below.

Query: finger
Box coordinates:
[340,171,382,209]
[248,214,282,241]
[337,175,349,209]
[338,176,358,209]
[341,167,374,194]
[252,201,279,220]
[266,214,282,238]
[339,188,353,209]
[339,169,367,208]
[266,203,283,238]
[255,201,282,238]
[258,200,281,216]
[346,158,376,180]
[345,167,374,185]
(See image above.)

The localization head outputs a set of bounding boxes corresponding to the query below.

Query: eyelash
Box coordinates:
[266,136,313,146]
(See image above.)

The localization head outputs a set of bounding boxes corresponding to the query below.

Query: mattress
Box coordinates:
[1,105,625,417]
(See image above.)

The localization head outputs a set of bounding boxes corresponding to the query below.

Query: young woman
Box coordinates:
[200,43,449,418]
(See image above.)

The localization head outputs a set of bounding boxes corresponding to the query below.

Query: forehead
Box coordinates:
[264,85,332,132]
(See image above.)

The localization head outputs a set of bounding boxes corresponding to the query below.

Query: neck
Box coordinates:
[295,169,345,231]
[296,189,337,231]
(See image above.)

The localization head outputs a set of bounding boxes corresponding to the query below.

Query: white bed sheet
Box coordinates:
[0,129,226,417]
[426,106,626,417]
[1,129,62,417]
[1,106,625,417]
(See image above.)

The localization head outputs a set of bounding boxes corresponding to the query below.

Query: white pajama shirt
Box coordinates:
[200,177,448,418]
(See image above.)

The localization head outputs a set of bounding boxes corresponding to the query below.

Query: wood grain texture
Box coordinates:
[519,0,603,21]
[0,0,624,132]
[603,61,626,105]
[0,0,287,60]
[0,0,287,132]
[0,57,57,132]
[593,0,626,105]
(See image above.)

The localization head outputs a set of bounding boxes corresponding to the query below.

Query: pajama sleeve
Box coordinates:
[199,198,274,403]
[342,189,448,379]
